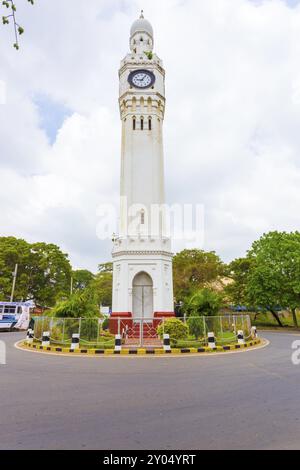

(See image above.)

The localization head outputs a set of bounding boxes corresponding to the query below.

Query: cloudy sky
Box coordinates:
[0,0,300,272]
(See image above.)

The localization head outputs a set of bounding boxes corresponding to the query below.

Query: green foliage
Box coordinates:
[187,315,204,340]
[173,249,224,302]
[225,257,253,305]
[144,50,153,60]
[0,237,71,306]
[51,290,100,319]
[102,317,109,330]
[72,269,95,291]
[79,317,99,342]
[1,0,34,49]
[91,262,113,307]
[157,318,189,343]
[98,262,113,273]
[29,242,72,306]
[246,231,300,328]
[186,288,223,317]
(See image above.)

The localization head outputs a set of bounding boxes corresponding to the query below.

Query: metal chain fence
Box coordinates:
[32,315,252,349]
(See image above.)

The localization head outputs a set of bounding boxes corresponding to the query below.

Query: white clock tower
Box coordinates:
[111,12,174,333]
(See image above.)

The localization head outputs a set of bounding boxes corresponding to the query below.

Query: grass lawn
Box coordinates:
[32,340,115,350]
[172,331,238,348]
[251,312,300,329]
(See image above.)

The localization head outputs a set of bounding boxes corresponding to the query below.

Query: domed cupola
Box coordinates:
[130,11,154,54]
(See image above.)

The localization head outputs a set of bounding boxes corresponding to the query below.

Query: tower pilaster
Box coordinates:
[111,13,174,326]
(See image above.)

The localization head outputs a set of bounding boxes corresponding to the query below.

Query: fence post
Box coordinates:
[27,329,34,345]
[62,319,65,344]
[163,334,171,353]
[115,334,122,353]
[203,316,207,343]
[42,332,50,347]
[237,330,245,345]
[78,318,82,338]
[41,317,44,341]
[251,326,258,339]
[233,316,237,335]
[184,313,187,324]
[140,319,143,348]
[71,333,80,350]
[96,318,100,346]
[208,332,216,349]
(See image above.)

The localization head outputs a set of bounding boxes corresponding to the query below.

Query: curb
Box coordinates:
[18,339,262,356]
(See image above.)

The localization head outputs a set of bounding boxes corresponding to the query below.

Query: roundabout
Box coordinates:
[16,337,264,357]
[1,331,299,450]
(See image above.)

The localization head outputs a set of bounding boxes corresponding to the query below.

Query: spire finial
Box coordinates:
[140,10,144,19]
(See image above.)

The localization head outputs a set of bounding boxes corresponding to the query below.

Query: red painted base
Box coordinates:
[109,312,175,337]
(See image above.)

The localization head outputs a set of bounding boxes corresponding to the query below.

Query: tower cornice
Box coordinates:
[119,60,165,78]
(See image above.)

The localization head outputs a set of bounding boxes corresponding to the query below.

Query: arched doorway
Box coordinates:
[132,272,153,320]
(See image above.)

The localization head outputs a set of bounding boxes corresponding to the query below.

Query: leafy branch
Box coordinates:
[2,0,34,50]
[144,50,153,60]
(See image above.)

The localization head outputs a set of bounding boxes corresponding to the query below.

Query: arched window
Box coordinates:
[148,117,152,131]
[133,117,136,130]
[141,117,144,131]
[132,97,136,112]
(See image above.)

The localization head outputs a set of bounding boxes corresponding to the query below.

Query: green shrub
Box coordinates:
[51,290,100,319]
[187,315,205,340]
[102,317,109,331]
[157,318,189,345]
[50,325,64,342]
[186,288,222,317]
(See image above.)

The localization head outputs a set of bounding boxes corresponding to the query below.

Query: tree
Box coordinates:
[247,231,300,328]
[91,262,113,307]
[2,0,34,50]
[187,316,204,340]
[72,270,95,292]
[0,237,72,306]
[27,242,72,306]
[186,288,223,317]
[51,289,100,319]
[225,257,253,306]
[98,262,113,273]
[173,249,224,303]
[0,236,31,301]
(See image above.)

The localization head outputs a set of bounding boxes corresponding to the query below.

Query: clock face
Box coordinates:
[128,70,155,89]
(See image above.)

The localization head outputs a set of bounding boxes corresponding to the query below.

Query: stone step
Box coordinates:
[124,338,163,348]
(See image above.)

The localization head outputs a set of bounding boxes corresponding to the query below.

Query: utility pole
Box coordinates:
[70,276,73,296]
[10,264,18,303]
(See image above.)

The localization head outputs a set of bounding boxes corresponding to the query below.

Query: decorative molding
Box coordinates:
[113,250,174,258]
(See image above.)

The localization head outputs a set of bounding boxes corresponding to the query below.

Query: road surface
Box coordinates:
[0,331,299,450]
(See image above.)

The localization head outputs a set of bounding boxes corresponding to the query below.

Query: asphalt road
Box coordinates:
[0,331,299,450]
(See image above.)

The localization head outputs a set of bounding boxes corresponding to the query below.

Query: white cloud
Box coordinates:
[0,0,300,270]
